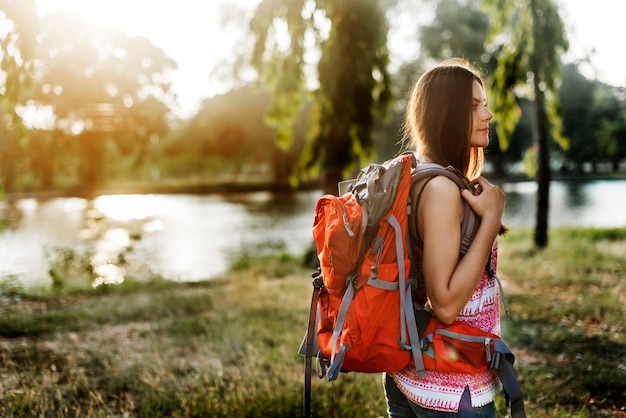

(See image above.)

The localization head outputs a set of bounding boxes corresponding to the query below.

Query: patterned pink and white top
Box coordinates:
[390,242,503,412]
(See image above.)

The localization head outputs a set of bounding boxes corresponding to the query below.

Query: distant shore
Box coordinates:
[4,171,626,201]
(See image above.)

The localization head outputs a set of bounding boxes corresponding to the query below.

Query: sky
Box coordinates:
[35,0,626,119]
[556,0,626,87]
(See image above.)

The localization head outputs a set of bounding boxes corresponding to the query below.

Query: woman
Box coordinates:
[383,58,507,417]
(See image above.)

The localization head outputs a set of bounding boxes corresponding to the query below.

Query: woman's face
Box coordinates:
[469,80,493,148]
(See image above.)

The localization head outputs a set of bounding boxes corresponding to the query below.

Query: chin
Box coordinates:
[470,140,489,148]
[471,135,490,148]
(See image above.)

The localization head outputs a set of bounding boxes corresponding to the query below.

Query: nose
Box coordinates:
[484,107,493,122]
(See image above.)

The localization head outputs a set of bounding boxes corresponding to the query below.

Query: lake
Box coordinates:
[1,179,625,288]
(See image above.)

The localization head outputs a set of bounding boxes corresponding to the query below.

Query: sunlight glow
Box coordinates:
[17,103,56,130]
[37,0,145,30]
[36,0,262,118]
[94,194,156,221]
[91,254,126,288]
[34,0,626,121]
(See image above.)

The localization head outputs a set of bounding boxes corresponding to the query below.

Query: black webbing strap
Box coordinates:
[492,339,526,418]
[303,272,323,418]
[498,360,526,418]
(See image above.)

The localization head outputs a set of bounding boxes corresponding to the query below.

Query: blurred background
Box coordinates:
[1,0,625,289]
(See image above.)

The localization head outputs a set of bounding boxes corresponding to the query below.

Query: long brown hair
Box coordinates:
[403,58,485,180]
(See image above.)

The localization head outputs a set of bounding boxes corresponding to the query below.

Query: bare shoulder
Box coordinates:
[419,174,463,241]
[418,175,464,224]
[421,175,462,205]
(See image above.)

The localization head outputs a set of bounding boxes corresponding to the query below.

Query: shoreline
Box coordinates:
[4,172,626,201]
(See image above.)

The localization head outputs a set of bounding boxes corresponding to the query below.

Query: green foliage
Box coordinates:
[481,0,568,150]
[312,0,392,184]
[521,145,537,176]
[161,86,306,186]
[0,10,176,192]
[420,0,491,68]
[482,0,570,247]
[249,0,311,151]
[0,0,39,116]
[250,0,392,192]
[557,63,626,174]
[2,0,625,195]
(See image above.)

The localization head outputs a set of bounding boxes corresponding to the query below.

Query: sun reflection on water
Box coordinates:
[91,259,126,288]
[84,194,161,287]
[94,194,156,220]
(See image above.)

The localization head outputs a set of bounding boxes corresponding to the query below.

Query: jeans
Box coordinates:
[383,373,497,418]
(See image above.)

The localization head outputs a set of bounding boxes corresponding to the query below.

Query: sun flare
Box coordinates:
[36,0,257,117]
[37,0,172,39]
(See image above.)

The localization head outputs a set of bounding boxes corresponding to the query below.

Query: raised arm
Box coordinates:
[419,175,505,324]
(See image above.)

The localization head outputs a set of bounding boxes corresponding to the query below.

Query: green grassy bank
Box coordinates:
[0,228,624,417]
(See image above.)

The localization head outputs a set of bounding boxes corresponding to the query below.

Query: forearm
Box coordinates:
[422,176,505,324]
[430,214,500,323]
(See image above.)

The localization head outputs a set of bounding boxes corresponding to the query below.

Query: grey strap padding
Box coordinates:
[404,284,426,377]
[327,281,355,381]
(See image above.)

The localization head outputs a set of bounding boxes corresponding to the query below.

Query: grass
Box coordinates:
[0,228,624,417]
[495,227,626,417]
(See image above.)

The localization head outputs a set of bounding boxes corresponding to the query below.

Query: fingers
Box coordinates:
[461,176,505,218]
[469,177,503,198]
[468,176,490,195]
[461,188,474,200]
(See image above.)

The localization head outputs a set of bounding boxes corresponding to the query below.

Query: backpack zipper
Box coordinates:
[330,195,355,237]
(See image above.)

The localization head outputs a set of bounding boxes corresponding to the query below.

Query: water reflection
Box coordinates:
[1,179,625,289]
[94,194,156,221]
[502,180,626,228]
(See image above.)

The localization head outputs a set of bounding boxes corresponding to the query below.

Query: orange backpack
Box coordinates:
[311,153,420,379]
[301,153,525,418]
[302,153,477,379]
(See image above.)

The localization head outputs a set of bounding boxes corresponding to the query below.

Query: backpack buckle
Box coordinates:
[489,351,502,370]
[312,269,324,290]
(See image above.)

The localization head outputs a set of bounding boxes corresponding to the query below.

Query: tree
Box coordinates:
[482,0,569,247]
[168,87,289,184]
[414,0,535,176]
[249,0,392,194]
[588,83,625,171]
[555,62,625,175]
[558,63,595,172]
[420,0,491,67]
[0,0,38,191]
[30,11,177,189]
[372,58,426,162]
[0,0,38,120]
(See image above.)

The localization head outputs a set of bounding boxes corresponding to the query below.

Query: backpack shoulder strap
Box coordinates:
[411,163,471,191]
[410,163,480,257]
[408,176,437,248]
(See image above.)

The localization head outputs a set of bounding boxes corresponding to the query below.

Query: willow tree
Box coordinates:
[250,0,392,194]
[0,0,38,117]
[0,0,38,191]
[482,0,569,247]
